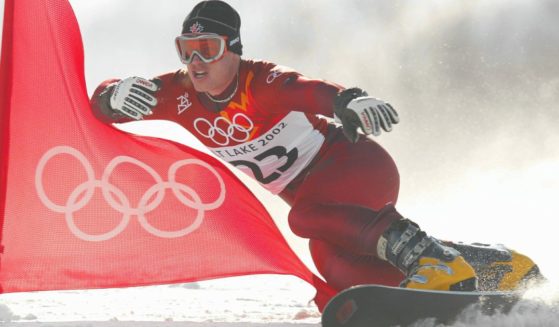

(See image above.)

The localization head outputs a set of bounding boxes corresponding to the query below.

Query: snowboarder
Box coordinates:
[90,0,544,293]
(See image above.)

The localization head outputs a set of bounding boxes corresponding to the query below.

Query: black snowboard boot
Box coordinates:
[375,205,477,291]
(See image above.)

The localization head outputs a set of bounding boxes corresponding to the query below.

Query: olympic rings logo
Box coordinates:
[35,146,226,242]
[194,113,254,146]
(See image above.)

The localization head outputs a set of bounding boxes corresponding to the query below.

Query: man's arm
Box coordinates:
[254,68,399,142]
[256,71,343,118]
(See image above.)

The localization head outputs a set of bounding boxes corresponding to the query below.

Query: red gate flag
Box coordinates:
[0,0,335,308]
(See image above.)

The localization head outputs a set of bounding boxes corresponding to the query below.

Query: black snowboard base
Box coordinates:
[321,284,521,327]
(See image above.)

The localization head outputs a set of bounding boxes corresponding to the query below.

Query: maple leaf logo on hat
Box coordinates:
[181,1,243,55]
[189,21,204,33]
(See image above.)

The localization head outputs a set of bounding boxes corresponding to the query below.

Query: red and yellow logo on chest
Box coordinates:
[193,71,262,147]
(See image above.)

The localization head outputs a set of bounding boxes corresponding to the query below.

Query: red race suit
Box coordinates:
[91,59,404,291]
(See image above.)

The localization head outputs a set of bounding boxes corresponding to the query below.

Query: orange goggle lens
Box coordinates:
[175,34,227,64]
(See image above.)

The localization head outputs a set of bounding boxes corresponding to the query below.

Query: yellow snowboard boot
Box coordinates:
[376,206,477,291]
[443,242,545,291]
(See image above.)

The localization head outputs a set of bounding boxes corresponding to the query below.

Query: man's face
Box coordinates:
[186,50,239,96]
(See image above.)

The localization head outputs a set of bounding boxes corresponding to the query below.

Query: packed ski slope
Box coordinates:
[1,277,559,326]
[1,275,323,326]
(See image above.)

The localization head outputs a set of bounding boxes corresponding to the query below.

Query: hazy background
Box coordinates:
[73,0,559,278]
[3,0,558,278]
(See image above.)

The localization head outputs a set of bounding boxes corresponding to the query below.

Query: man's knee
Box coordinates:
[287,203,315,238]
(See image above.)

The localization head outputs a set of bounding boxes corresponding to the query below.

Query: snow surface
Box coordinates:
[1,278,559,326]
[0,275,322,326]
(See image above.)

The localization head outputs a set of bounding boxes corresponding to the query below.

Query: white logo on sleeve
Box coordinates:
[177,92,192,115]
[266,71,283,84]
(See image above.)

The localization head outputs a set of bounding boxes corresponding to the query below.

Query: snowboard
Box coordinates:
[321,284,521,327]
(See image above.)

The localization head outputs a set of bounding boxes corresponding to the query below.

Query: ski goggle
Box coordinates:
[175,33,228,64]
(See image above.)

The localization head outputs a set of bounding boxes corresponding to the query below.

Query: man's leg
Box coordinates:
[309,239,403,291]
[285,131,476,291]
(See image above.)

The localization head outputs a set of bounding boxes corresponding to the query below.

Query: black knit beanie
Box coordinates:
[181,0,243,55]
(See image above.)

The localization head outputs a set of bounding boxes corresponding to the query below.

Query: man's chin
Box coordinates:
[191,81,209,93]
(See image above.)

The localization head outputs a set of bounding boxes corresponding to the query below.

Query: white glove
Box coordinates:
[346,96,399,136]
[334,87,399,143]
[109,77,159,120]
